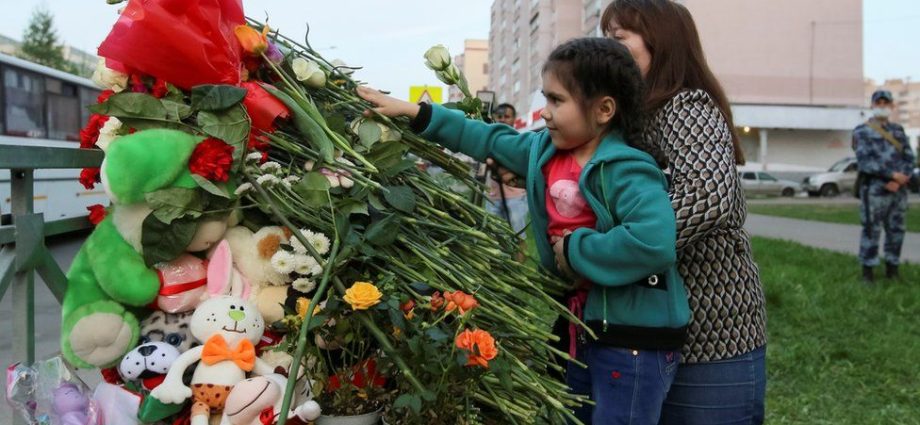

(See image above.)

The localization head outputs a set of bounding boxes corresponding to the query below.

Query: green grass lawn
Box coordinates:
[747,203,920,232]
[753,236,920,424]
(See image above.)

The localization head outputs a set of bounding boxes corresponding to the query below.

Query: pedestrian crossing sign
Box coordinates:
[409,86,442,104]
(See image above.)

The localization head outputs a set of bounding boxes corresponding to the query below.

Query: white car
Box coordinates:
[802,157,858,197]
[739,171,801,197]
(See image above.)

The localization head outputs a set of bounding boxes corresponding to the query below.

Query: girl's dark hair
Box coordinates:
[602,0,745,165]
[543,37,664,166]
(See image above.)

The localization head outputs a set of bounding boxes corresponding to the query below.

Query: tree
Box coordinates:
[17,7,78,74]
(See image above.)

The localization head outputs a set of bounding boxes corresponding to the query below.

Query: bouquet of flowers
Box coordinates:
[68,1,589,423]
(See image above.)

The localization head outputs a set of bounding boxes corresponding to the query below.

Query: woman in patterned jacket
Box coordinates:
[598,1,767,423]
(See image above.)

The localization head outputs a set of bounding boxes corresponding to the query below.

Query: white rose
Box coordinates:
[330,59,355,76]
[95,117,122,152]
[292,57,327,88]
[424,45,451,71]
[91,58,128,92]
[436,64,462,86]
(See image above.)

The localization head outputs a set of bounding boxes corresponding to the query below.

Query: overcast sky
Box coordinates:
[0,0,917,101]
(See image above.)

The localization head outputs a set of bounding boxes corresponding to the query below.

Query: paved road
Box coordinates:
[744,214,920,263]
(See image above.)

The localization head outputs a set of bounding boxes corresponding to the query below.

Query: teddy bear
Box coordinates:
[224,226,294,324]
[62,129,233,369]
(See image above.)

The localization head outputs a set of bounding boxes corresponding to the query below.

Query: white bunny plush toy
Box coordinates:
[150,239,272,425]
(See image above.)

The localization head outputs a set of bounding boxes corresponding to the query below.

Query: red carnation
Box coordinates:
[97,89,115,104]
[151,79,169,98]
[79,167,101,190]
[79,114,110,149]
[86,204,107,226]
[188,138,234,182]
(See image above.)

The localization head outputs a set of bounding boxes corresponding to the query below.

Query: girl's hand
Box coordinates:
[552,230,575,278]
[356,86,420,119]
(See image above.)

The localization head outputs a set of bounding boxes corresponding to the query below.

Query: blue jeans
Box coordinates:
[658,345,766,425]
[568,344,680,425]
[486,195,529,238]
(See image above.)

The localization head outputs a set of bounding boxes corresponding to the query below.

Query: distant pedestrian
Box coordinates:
[853,89,915,283]
[486,103,529,238]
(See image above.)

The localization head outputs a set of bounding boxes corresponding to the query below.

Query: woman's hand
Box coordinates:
[551,231,575,278]
[356,86,420,119]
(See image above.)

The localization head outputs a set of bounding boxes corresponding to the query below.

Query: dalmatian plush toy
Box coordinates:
[118,342,180,391]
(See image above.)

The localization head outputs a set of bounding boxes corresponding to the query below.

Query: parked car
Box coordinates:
[802,157,858,197]
[739,171,801,197]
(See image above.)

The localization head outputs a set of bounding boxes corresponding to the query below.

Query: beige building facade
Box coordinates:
[449,39,491,103]
[865,78,920,129]
[488,0,866,171]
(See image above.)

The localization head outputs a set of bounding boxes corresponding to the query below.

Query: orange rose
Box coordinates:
[430,291,445,311]
[444,290,478,315]
[455,329,498,368]
[234,25,268,55]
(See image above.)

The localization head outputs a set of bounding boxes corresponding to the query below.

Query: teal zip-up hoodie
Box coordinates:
[415,104,690,350]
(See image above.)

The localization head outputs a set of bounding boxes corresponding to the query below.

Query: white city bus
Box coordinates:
[0,53,106,225]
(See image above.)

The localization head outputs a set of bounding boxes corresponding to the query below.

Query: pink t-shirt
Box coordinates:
[542,151,597,238]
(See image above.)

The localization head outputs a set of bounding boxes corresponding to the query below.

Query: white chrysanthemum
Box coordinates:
[282,175,301,188]
[260,161,283,175]
[256,174,280,186]
[308,232,331,255]
[289,228,314,254]
[292,277,317,293]
[234,183,253,196]
[246,152,264,163]
[270,250,296,275]
[294,254,319,275]
[309,263,323,277]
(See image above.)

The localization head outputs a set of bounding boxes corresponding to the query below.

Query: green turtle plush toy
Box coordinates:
[62,129,234,368]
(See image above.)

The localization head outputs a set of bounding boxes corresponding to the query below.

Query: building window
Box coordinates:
[46,77,81,141]
[79,86,101,129]
[3,67,46,138]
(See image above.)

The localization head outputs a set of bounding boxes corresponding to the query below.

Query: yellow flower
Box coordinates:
[343,281,382,310]
[296,297,322,319]
[234,25,268,55]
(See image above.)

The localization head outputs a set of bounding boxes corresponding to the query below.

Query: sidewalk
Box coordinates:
[744,214,920,263]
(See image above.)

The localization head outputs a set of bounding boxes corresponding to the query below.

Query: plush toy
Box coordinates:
[52,383,94,425]
[154,254,209,313]
[222,374,321,425]
[140,310,196,353]
[62,129,231,368]
[224,226,293,323]
[119,341,180,391]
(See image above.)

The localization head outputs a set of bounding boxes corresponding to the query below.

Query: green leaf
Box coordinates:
[118,117,191,132]
[324,113,347,135]
[393,394,422,413]
[424,327,449,342]
[365,214,400,246]
[190,84,247,111]
[355,119,382,148]
[383,186,416,213]
[338,200,369,216]
[293,172,331,207]
[196,105,250,162]
[88,92,167,119]
[191,174,230,199]
[367,193,388,212]
[366,141,409,170]
[161,99,193,121]
[141,215,197,267]
[145,188,202,224]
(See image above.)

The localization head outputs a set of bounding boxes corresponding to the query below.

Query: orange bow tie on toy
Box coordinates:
[201,334,256,371]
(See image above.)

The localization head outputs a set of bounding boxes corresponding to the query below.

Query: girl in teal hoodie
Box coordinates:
[359,37,689,425]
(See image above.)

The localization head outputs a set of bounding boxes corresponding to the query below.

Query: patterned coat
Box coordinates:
[644,89,767,363]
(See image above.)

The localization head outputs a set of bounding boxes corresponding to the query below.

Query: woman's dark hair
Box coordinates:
[602,0,745,165]
[543,37,657,165]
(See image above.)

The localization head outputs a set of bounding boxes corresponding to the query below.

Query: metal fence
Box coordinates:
[0,145,102,392]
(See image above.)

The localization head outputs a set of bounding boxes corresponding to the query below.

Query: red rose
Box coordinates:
[188,138,234,182]
[79,114,110,149]
[86,204,107,226]
[151,79,169,98]
[79,168,101,190]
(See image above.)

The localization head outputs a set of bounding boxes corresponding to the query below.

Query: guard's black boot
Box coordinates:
[862,266,875,285]
[886,263,900,280]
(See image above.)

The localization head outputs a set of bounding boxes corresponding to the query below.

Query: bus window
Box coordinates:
[46,77,80,141]
[79,86,101,128]
[3,67,46,138]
